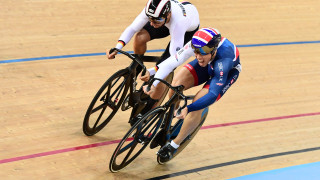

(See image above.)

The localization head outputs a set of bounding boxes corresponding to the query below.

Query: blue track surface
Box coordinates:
[229,161,320,180]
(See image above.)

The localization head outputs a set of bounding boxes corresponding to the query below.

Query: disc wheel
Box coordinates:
[83,69,130,136]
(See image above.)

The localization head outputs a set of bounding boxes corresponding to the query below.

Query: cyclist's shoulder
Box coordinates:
[219,37,236,48]
[215,38,237,58]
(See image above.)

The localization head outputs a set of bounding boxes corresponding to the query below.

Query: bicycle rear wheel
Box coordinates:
[109,107,165,172]
[83,69,130,136]
[157,107,209,164]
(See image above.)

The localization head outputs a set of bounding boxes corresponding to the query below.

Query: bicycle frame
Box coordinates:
[146,78,189,141]
[110,48,167,122]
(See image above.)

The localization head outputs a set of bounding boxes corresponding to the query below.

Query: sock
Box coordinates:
[170,140,179,149]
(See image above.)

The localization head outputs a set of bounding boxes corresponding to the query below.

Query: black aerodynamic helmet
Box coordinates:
[145,0,171,20]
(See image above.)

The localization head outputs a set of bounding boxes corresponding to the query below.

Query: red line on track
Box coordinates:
[201,112,320,129]
[1,112,319,164]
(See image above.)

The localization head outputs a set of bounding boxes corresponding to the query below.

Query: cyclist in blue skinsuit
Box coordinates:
[141,27,242,161]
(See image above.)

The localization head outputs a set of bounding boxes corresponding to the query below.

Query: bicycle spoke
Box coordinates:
[118,140,136,155]
[120,142,138,167]
[111,77,128,102]
[92,106,107,129]
[91,102,108,114]
[140,113,161,135]
[100,83,117,109]
[110,75,122,88]
[103,83,112,102]
[100,77,127,109]
[146,122,158,138]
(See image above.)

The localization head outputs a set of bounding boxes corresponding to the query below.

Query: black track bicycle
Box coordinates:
[109,78,209,172]
[82,48,173,136]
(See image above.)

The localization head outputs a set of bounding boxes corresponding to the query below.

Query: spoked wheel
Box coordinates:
[157,107,209,164]
[109,108,165,172]
[83,69,130,136]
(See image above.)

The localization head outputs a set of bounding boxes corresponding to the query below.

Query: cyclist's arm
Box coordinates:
[187,58,233,112]
[116,9,148,49]
[152,41,195,86]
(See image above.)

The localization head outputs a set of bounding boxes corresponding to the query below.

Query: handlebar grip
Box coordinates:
[109,48,115,54]
[109,48,146,70]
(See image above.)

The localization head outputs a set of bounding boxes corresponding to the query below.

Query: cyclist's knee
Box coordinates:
[171,77,183,87]
[149,92,158,100]
[172,68,194,89]
[133,31,150,54]
[149,83,165,99]
[134,30,150,45]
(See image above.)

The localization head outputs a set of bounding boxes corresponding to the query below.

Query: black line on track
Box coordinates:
[147,146,320,180]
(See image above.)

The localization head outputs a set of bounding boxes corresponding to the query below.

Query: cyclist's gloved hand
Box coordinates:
[139,70,150,82]
[106,49,117,60]
[175,107,188,119]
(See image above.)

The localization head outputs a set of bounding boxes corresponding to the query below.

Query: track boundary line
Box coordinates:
[1,112,319,164]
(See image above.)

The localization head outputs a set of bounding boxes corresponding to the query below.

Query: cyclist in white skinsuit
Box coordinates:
[107,0,200,125]
[107,0,199,63]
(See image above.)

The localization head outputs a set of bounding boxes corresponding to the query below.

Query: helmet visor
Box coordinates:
[148,16,165,24]
[191,43,216,55]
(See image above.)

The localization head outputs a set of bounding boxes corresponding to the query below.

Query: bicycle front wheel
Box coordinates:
[83,69,130,136]
[109,107,165,172]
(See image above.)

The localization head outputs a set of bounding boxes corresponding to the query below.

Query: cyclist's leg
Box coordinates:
[133,29,150,55]
[168,59,209,98]
[157,60,209,160]
[167,59,210,144]
[171,88,208,145]
[130,23,170,124]
[173,67,240,145]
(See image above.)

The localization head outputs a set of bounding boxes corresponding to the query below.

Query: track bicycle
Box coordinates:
[82,48,173,136]
[109,78,209,172]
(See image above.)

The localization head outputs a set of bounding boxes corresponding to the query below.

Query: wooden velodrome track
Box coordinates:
[1,0,320,179]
